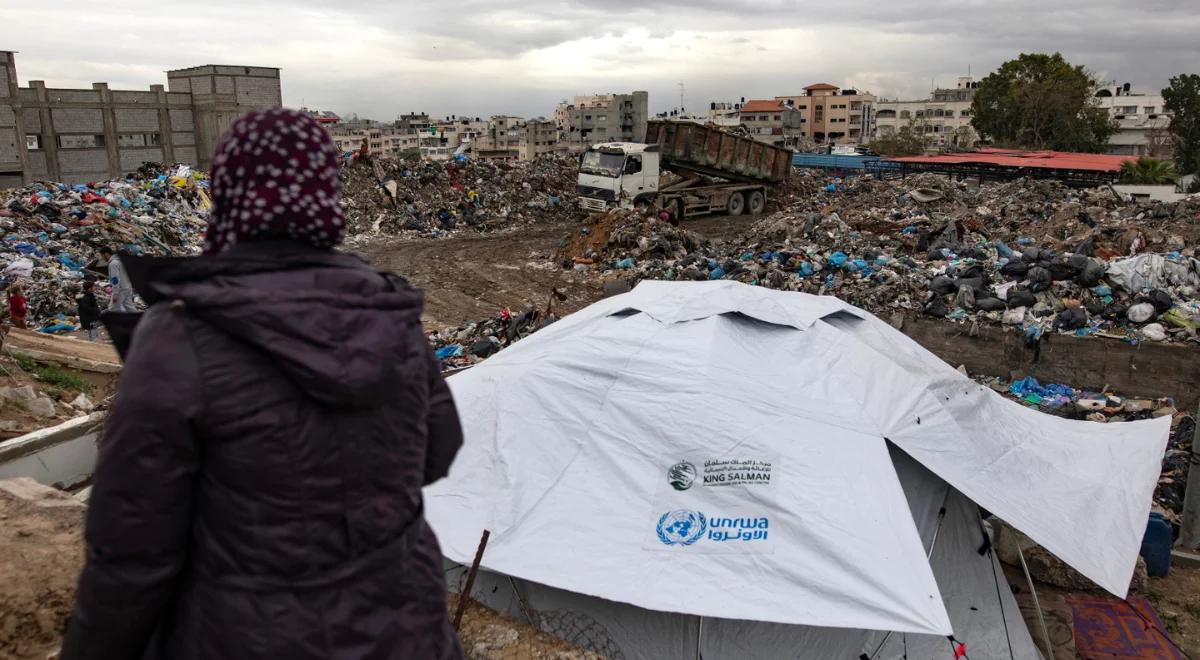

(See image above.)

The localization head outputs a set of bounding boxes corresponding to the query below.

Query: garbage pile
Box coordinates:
[341,155,584,238]
[0,164,209,325]
[563,174,1200,344]
[428,301,562,371]
[558,210,709,271]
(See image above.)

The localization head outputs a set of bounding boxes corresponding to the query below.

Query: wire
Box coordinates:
[1123,599,1194,660]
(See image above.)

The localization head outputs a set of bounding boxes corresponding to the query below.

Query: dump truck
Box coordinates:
[576,120,792,219]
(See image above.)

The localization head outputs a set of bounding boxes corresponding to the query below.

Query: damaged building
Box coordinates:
[0,51,281,186]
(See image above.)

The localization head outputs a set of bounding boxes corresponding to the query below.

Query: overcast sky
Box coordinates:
[4,1,1198,121]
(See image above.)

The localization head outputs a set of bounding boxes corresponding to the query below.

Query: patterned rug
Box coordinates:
[1067,594,1185,659]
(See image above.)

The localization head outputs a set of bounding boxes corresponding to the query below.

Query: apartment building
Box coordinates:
[556,91,648,151]
[873,77,980,149]
[1,51,281,186]
[517,119,559,160]
[775,83,876,146]
[474,115,523,161]
[707,102,741,128]
[1094,83,1172,157]
[738,100,803,147]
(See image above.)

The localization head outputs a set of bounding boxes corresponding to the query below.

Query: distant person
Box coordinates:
[7,284,27,329]
[61,108,465,660]
[76,280,101,342]
[99,246,135,312]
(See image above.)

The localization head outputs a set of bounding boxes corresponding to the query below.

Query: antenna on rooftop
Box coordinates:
[677,82,685,115]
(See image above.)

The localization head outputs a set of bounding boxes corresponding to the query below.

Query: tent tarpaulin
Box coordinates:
[426,280,1168,639]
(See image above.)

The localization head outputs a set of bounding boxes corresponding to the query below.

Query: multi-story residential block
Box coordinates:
[775,83,876,145]
[872,77,980,149]
[738,100,803,147]
[1,51,281,186]
[556,92,648,150]
[517,119,559,160]
[1094,83,1173,157]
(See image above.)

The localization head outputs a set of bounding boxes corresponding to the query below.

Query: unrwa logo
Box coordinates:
[667,460,697,491]
[657,510,707,546]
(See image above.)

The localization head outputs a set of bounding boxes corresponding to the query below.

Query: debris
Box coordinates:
[0,163,210,324]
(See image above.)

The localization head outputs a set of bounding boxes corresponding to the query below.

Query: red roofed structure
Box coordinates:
[739,100,785,113]
[803,83,838,91]
[889,148,1135,173]
[873,148,1138,186]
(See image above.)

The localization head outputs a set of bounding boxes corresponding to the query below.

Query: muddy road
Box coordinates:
[356,214,755,329]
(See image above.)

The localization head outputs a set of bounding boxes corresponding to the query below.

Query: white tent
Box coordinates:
[426,280,1170,659]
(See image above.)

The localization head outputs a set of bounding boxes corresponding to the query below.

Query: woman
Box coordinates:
[61,108,464,660]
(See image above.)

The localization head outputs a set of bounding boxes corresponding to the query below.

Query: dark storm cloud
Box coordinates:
[4,0,1198,118]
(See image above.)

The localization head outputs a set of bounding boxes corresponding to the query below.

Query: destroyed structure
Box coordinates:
[0,52,281,186]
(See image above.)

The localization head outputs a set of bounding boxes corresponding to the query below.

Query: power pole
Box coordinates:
[677,82,685,116]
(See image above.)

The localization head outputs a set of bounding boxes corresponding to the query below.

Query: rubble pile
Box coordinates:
[566,175,1200,344]
[0,164,209,325]
[341,155,584,238]
[559,210,708,269]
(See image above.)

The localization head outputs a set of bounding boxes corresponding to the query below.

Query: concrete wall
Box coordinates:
[0,53,280,186]
[896,314,1200,410]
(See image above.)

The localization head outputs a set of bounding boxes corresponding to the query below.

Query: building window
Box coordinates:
[773,115,781,121]
[584,115,592,120]
[117,133,162,147]
[900,110,911,119]
[960,110,972,117]
[598,115,607,121]
[1145,106,1155,114]
[25,135,42,151]
[58,134,106,149]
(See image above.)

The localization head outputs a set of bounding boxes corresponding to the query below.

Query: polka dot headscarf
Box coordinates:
[203,107,346,255]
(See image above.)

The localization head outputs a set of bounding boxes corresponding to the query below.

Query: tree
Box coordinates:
[1119,157,1177,184]
[870,122,930,156]
[1163,74,1200,176]
[971,53,1117,152]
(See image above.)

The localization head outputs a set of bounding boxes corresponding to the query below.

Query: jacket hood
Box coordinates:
[123,242,423,408]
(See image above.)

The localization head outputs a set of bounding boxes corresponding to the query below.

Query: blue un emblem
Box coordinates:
[657,510,707,546]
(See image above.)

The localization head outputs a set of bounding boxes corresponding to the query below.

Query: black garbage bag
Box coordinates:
[1000,259,1029,279]
[1073,235,1095,256]
[929,275,958,296]
[1049,258,1081,282]
[1007,288,1037,309]
[1057,307,1089,331]
[1085,299,1107,316]
[1144,289,1174,314]
[1075,259,1105,287]
[924,296,949,317]
[1028,266,1052,293]
[975,297,1007,312]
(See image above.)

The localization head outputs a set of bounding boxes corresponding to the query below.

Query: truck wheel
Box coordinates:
[747,191,766,215]
[726,193,745,217]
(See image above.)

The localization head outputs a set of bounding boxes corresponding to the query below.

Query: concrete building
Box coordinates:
[775,83,876,146]
[474,116,524,161]
[738,100,803,147]
[873,77,980,149]
[517,119,559,161]
[707,102,742,128]
[1094,83,1172,157]
[557,92,648,151]
[0,52,280,186]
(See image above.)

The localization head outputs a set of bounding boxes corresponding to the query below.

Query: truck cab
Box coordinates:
[576,143,660,212]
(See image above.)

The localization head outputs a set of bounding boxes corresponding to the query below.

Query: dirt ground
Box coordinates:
[0,488,595,660]
[355,214,758,329]
[0,491,83,660]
